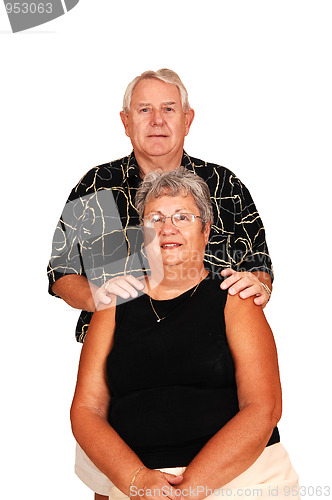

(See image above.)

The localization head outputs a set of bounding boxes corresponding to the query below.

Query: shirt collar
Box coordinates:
[123,150,193,180]
[123,151,141,180]
[181,150,194,170]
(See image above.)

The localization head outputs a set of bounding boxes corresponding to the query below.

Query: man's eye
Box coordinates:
[165,107,174,112]
[140,108,150,113]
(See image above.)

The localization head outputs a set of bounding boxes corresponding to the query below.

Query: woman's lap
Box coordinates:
[75,443,300,499]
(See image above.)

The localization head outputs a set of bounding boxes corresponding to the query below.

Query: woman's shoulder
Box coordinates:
[203,271,227,290]
[199,271,229,305]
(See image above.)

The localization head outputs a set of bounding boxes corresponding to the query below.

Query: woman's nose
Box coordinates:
[161,218,178,233]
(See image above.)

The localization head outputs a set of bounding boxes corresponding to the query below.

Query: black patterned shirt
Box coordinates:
[47,151,273,342]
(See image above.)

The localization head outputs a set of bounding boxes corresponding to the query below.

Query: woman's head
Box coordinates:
[135,168,213,274]
[135,167,213,231]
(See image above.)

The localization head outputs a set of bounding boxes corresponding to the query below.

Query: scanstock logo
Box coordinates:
[4,0,79,32]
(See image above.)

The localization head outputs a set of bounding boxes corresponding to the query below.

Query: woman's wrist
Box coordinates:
[129,466,148,498]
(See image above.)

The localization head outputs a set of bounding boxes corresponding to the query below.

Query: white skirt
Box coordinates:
[75,442,300,499]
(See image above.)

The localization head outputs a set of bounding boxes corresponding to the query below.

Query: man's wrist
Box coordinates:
[251,271,272,289]
[260,282,272,300]
[51,275,97,312]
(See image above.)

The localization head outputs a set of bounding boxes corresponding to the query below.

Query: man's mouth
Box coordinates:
[148,134,168,138]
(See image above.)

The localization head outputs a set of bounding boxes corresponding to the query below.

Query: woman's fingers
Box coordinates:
[133,470,183,500]
[161,473,183,485]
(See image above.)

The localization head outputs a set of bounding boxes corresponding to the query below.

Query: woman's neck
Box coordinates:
[146,265,208,300]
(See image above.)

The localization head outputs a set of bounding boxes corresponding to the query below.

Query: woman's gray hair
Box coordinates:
[135,167,214,232]
[123,69,191,114]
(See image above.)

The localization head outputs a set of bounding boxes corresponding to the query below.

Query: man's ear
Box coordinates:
[185,108,195,136]
[120,111,130,137]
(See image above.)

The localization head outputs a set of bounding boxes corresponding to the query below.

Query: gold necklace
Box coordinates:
[148,279,203,323]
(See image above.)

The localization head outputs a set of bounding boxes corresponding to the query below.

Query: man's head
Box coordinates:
[122,69,191,114]
[120,69,195,171]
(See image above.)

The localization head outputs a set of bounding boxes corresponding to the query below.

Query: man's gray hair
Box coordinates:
[135,167,214,232]
[123,69,191,114]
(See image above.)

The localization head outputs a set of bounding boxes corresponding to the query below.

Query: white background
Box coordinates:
[1,1,331,498]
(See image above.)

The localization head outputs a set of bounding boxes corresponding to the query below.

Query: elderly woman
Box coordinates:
[71,168,300,500]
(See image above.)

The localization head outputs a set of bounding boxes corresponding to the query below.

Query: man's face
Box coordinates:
[120,78,194,165]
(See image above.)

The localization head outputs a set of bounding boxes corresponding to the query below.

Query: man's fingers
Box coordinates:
[237,283,262,297]
[254,294,266,306]
[94,288,112,304]
[109,281,139,298]
[98,294,112,305]
[220,273,241,290]
[220,268,236,278]
[230,281,262,296]
[220,270,269,307]
[222,276,264,297]
[98,275,146,302]
[123,274,145,290]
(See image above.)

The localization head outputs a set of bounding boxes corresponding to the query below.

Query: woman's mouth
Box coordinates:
[161,243,182,249]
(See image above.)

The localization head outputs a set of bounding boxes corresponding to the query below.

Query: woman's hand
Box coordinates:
[132,469,183,500]
[94,275,145,307]
[170,478,207,500]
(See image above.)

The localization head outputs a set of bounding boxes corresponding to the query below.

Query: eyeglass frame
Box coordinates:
[143,212,203,228]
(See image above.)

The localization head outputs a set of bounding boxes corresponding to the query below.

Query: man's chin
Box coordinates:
[140,140,175,156]
[144,146,171,157]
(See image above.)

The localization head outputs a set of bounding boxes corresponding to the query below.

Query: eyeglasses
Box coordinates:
[143,212,203,228]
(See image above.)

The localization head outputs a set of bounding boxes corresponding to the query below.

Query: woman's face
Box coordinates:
[143,192,210,276]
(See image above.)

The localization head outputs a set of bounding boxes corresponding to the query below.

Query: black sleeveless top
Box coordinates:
[106,273,279,468]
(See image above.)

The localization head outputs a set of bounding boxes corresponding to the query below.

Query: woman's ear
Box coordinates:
[204,222,211,244]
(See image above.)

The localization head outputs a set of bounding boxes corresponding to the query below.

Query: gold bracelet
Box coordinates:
[129,466,146,499]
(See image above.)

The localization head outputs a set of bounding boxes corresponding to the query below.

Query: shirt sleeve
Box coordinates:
[47,192,85,297]
[230,176,274,281]
[46,168,98,297]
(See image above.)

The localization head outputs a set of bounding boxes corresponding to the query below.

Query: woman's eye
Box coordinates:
[177,214,189,221]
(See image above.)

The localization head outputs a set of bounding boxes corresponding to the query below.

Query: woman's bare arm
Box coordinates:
[70,298,182,499]
[179,293,282,498]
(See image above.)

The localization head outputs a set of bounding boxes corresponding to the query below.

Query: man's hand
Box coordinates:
[220,269,272,308]
[94,275,145,306]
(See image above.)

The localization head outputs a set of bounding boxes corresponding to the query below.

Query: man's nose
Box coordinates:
[151,109,164,126]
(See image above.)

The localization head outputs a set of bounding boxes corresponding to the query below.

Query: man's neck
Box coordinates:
[134,149,184,176]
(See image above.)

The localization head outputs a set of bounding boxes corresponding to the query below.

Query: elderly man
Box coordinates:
[48,69,273,345]
[48,69,273,499]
